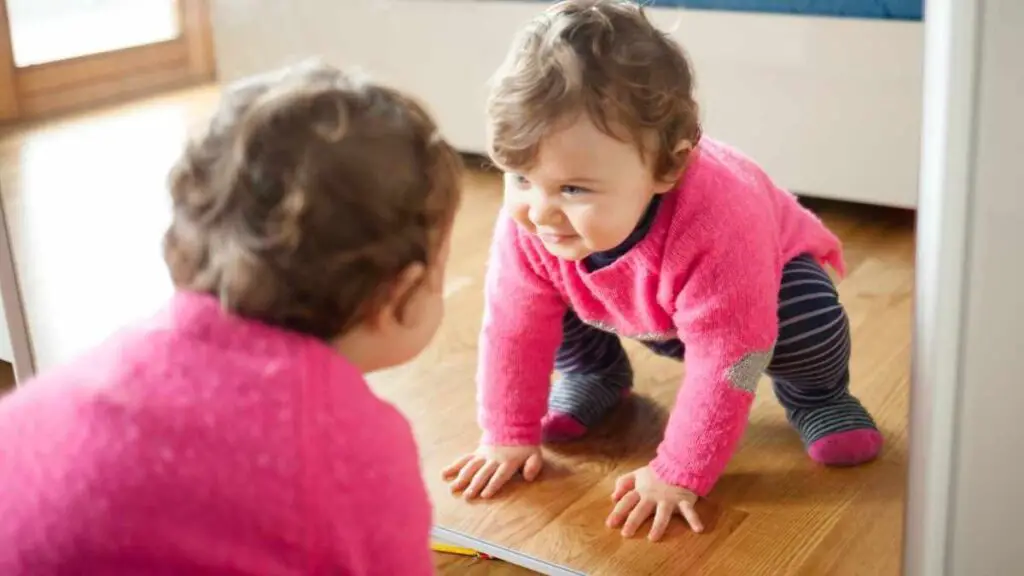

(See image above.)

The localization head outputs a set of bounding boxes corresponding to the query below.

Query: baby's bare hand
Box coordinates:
[606,465,704,541]
[442,445,543,500]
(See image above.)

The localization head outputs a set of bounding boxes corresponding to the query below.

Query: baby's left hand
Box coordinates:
[606,466,704,541]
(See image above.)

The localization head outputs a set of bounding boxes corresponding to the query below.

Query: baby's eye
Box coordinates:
[515,175,530,187]
[561,185,589,196]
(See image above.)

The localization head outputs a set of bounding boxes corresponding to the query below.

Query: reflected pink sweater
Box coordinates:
[477,138,845,496]
[0,291,433,575]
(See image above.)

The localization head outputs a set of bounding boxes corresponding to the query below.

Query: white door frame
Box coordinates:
[0,183,36,383]
[904,0,996,573]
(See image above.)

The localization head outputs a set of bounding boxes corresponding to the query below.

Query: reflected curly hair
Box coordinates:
[487,0,702,180]
[163,60,463,340]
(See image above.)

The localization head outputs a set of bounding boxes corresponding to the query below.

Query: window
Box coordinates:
[0,0,215,122]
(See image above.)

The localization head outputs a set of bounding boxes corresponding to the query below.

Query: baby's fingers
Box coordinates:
[449,457,485,493]
[442,454,474,480]
[647,502,675,542]
[463,461,499,500]
[481,462,517,499]
[522,452,543,482]
[606,490,640,529]
[621,499,655,538]
[678,501,704,533]
[611,474,635,502]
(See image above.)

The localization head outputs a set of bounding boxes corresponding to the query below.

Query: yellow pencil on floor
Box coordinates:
[431,542,494,559]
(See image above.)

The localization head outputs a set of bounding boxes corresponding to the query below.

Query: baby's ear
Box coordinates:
[655,139,693,193]
[384,261,429,327]
[671,139,694,173]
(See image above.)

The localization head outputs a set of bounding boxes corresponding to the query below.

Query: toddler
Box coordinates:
[443,0,881,541]
[0,61,462,574]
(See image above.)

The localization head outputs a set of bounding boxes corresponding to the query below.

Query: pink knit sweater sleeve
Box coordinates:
[649,210,782,497]
[476,212,567,446]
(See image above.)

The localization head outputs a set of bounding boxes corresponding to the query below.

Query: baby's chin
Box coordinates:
[540,240,591,261]
[542,237,634,262]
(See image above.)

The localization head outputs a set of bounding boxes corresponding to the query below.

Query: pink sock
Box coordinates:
[541,412,589,442]
[807,428,883,466]
[541,389,631,442]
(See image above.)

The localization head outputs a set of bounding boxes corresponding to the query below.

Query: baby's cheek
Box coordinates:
[569,210,612,247]
[507,202,534,232]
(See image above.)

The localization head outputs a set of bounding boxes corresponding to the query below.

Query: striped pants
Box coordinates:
[551,254,876,447]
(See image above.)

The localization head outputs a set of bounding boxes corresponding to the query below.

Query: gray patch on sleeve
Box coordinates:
[725,349,774,393]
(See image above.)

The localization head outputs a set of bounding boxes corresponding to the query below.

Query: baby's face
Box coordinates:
[502,116,675,261]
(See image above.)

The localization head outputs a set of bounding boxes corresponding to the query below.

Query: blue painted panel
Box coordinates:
[500,0,924,21]
[650,0,922,20]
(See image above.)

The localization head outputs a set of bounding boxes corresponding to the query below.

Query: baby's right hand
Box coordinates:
[442,445,543,500]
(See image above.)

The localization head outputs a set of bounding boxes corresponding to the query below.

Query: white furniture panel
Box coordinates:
[210,0,924,208]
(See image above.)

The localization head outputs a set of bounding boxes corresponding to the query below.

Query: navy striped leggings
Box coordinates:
[552,254,870,445]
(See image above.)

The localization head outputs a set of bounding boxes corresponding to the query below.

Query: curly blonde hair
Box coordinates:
[163,61,463,340]
[487,0,701,180]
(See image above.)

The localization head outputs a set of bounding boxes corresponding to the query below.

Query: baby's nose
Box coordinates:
[528,197,562,227]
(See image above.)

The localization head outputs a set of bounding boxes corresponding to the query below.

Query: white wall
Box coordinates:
[906,0,1024,573]
[209,0,923,208]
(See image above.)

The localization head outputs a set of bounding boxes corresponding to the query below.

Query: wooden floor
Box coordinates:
[0,87,913,574]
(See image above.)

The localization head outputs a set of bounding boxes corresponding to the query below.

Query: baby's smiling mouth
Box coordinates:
[536,231,576,244]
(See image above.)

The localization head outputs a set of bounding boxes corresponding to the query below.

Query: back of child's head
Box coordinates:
[487,0,701,180]
[163,60,463,341]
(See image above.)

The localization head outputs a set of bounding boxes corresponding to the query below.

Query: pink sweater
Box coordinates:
[0,291,433,575]
[477,138,845,497]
